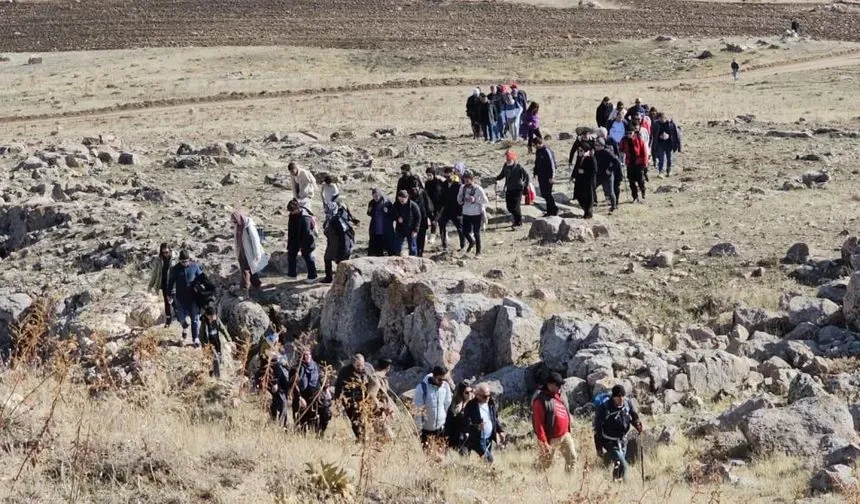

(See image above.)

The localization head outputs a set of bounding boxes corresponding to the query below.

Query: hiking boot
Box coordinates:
[658,173,665,179]
[180,331,187,344]
[304,277,318,284]
[320,277,333,284]
[466,243,474,253]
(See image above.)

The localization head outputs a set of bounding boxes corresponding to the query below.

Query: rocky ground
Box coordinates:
[2,3,860,502]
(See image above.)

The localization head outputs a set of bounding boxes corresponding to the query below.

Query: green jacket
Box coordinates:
[147,254,175,293]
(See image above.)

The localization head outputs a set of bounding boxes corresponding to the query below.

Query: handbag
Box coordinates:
[523,183,536,205]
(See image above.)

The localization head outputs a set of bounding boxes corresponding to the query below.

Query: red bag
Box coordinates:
[523,183,536,205]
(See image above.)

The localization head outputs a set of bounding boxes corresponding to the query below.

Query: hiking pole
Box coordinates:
[640,436,645,486]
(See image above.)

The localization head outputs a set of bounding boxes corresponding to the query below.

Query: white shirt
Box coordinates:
[479,402,493,439]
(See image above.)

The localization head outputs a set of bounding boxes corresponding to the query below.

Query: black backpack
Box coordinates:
[192,272,217,309]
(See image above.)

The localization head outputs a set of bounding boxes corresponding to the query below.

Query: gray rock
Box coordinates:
[649,250,674,268]
[528,217,562,242]
[758,356,791,378]
[716,395,777,431]
[708,242,740,257]
[841,237,860,271]
[818,325,851,346]
[825,444,860,467]
[684,350,752,398]
[788,373,829,404]
[733,306,786,334]
[810,464,858,494]
[785,321,819,341]
[801,170,831,187]
[765,130,813,139]
[561,377,590,410]
[783,242,810,264]
[818,279,850,304]
[741,395,858,457]
[476,365,528,404]
[492,301,542,369]
[788,296,840,327]
[582,318,636,346]
[0,292,33,350]
[538,312,593,372]
[845,272,860,330]
[117,152,138,165]
[219,297,270,345]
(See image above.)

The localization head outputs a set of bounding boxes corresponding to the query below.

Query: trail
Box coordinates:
[2,49,859,127]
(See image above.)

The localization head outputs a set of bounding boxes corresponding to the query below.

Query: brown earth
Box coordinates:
[1,0,860,53]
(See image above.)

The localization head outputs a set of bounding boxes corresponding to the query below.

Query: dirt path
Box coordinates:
[2,49,858,127]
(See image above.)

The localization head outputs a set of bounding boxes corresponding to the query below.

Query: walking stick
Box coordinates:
[640,436,645,486]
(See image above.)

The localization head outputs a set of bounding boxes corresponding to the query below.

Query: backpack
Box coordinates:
[592,392,611,408]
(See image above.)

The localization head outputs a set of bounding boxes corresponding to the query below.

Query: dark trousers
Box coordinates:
[600,175,617,210]
[287,247,317,279]
[538,178,557,216]
[292,388,331,435]
[600,438,629,480]
[613,168,624,204]
[438,212,465,250]
[482,122,493,141]
[161,292,172,323]
[368,233,388,257]
[270,391,288,427]
[238,253,262,289]
[505,191,523,226]
[416,223,428,257]
[345,405,365,440]
[470,120,482,139]
[627,165,646,201]
[655,145,673,174]
[528,128,543,150]
[462,214,483,254]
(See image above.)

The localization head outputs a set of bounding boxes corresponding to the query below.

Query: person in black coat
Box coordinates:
[424,167,444,236]
[595,96,614,129]
[571,144,598,219]
[321,197,359,284]
[495,150,530,228]
[466,89,482,140]
[409,185,434,257]
[391,190,421,256]
[286,198,318,281]
[396,164,423,194]
[532,137,559,217]
[594,138,621,212]
[651,113,682,177]
[438,167,465,251]
[463,384,505,463]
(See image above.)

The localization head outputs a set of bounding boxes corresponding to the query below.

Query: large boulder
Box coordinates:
[0,200,74,253]
[528,217,563,242]
[845,272,860,330]
[538,313,594,372]
[476,365,528,404]
[732,306,788,335]
[741,395,858,457]
[787,296,840,327]
[787,373,829,404]
[810,464,858,494]
[684,350,752,398]
[219,296,270,345]
[492,298,541,369]
[0,291,33,351]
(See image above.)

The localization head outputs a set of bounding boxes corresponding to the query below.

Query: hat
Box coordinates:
[454,162,466,175]
[505,150,517,162]
[575,126,593,136]
[178,250,190,261]
[397,189,409,198]
[611,384,626,397]
[546,372,565,387]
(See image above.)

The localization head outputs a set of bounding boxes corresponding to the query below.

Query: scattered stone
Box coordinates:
[649,250,675,268]
[766,130,813,139]
[801,170,830,187]
[783,242,810,265]
[708,243,739,257]
[117,152,138,165]
[696,50,714,60]
[654,35,675,42]
[797,154,823,162]
[27,56,43,65]
[810,464,858,494]
[787,296,840,327]
[220,172,240,186]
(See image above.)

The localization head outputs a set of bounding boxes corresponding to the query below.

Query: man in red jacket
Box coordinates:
[532,372,577,472]
[619,123,648,203]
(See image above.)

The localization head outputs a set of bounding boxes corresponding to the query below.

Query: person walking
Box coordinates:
[334,354,376,441]
[495,150,529,228]
[231,210,268,295]
[620,124,649,203]
[366,188,395,257]
[570,137,597,219]
[409,184,434,257]
[289,162,317,209]
[501,91,523,142]
[445,382,474,455]
[391,190,421,256]
[594,138,621,213]
[532,137,558,217]
[596,127,623,200]
[396,164,424,194]
[366,358,396,441]
[290,349,330,435]
[167,250,205,346]
[200,305,231,377]
[424,167,444,241]
[320,175,340,207]
[147,242,175,328]
[466,88,483,140]
[414,366,453,455]
[463,383,505,463]
[492,85,506,143]
[532,372,577,472]
[321,197,359,284]
[731,58,740,81]
[651,113,682,177]
[593,385,644,482]
[596,96,614,129]
[522,102,542,154]
[457,172,488,256]
[286,199,318,282]
[438,167,466,252]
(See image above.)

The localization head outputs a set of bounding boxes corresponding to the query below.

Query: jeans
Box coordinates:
[270,391,288,427]
[287,246,317,279]
[732,69,739,81]
[475,437,494,463]
[394,231,418,256]
[495,117,505,141]
[505,191,523,226]
[174,301,200,341]
[601,439,629,480]
[600,175,617,210]
[627,165,646,201]
[482,123,493,141]
[654,145,673,174]
[538,178,557,216]
[462,214,482,254]
[438,212,465,250]
[470,120,482,139]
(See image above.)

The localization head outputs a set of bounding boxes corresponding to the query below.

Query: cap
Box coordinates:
[179,250,190,261]
[505,150,517,162]
[546,372,565,386]
[611,384,626,397]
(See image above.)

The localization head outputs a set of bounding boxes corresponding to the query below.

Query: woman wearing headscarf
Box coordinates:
[322,196,359,284]
[232,210,268,293]
[366,188,395,257]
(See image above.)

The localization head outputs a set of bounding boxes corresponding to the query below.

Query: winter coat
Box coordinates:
[321,183,340,207]
[532,390,570,443]
[595,149,622,183]
[464,398,504,453]
[391,199,421,235]
[620,134,649,167]
[651,119,682,152]
[608,120,627,145]
[414,374,453,432]
[596,101,614,128]
[466,95,482,121]
[147,253,175,294]
[294,360,321,394]
[573,152,597,206]
[533,147,557,182]
[324,204,357,262]
[237,216,268,274]
[334,362,376,403]
[291,167,317,203]
[411,188,434,228]
[200,317,231,347]
[287,208,316,252]
[367,197,394,237]
[495,162,529,195]
[396,173,424,194]
[440,180,463,217]
[500,100,522,123]
[424,177,445,217]
[456,183,488,217]
[168,262,204,307]
[593,397,642,445]
[478,100,492,126]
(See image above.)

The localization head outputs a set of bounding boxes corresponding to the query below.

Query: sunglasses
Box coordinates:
[464,389,474,395]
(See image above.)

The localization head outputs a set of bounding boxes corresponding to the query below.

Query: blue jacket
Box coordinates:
[168,262,203,305]
[608,120,627,145]
[295,360,321,392]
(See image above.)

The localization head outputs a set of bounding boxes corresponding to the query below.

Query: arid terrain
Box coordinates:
[2,1,860,503]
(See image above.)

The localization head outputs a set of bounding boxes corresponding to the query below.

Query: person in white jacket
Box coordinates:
[289,162,317,208]
[232,210,269,294]
[414,366,453,452]
[456,172,488,256]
